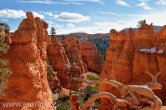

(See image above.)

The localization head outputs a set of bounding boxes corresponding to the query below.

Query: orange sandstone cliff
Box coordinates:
[61,38,86,73]
[0,12,53,110]
[100,21,166,109]
[47,38,83,90]
[80,43,104,73]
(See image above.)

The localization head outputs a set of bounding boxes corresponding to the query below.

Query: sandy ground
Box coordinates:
[161,106,166,110]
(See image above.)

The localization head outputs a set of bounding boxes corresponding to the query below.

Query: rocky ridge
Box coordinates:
[100,21,166,109]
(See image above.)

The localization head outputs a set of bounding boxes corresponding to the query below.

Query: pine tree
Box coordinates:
[0,22,10,83]
[50,27,56,37]
[0,22,10,33]
[137,20,146,28]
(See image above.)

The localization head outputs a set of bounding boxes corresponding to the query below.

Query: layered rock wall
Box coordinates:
[80,43,104,73]
[100,21,166,109]
[47,38,83,90]
[61,38,86,73]
[0,12,53,110]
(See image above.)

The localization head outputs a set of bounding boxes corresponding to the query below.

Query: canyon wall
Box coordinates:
[47,38,83,90]
[47,38,103,90]
[100,21,166,109]
[61,38,86,74]
[80,43,104,73]
[0,12,53,110]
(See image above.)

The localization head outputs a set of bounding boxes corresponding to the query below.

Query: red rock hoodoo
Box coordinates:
[61,38,86,73]
[70,94,81,110]
[80,43,104,73]
[100,21,166,109]
[47,38,83,90]
[0,12,53,110]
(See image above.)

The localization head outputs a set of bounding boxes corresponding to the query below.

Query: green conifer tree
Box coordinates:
[50,27,56,37]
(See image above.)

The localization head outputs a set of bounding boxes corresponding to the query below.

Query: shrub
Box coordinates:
[56,100,70,110]
[56,94,70,110]
[86,75,99,81]
[59,94,69,101]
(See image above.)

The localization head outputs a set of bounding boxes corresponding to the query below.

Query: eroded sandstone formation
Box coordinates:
[70,94,80,110]
[0,12,53,110]
[100,21,166,109]
[47,38,83,90]
[79,72,162,110]
[61,38,86,73]
[80,43,104,73]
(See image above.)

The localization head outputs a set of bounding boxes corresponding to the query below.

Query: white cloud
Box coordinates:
[55,9,166,34]
[24,0,82,5]
[98,11,119,16]
[140,10,166,26]
[47,22,64,28]
[46,21,54,27]
[97,10,166,31]
[18,0,58,4]
[90,0,103,4]
[66,23,75,28]
[98,11,142,17]
[95,21,137,31]
[95,10,166,33]
[32,11,45,19]
[56,26,102,34]
[0,9,45,19]
[55,20,137,34]
[156,0,166,6]
[116,0,130,7]
[42,11,54,17]
[47,21,54,25]
[55,12,90,23]
[136,0,152,10]
[0,9,25,19]
[62,0,104,4]
[18,0,103,5]
[47,23,65,34]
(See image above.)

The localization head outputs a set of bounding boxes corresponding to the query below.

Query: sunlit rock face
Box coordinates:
[0,12,53,110]
[61,38,86,74]
[80,43,104,73]
[47,37,70,75]
[47,38,83,90]
[100,21,166,109]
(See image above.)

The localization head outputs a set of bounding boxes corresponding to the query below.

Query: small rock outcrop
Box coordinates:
[0,12,53,110]
[70,94,80,110]
[100,21,166,109]
[80,43,104,73]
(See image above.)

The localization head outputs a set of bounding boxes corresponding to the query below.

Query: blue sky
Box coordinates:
[0,0,166,34]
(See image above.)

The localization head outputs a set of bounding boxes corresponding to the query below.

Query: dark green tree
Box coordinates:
[0,22,10,33]
[50,27,56,37]
[0,22,10,83]
[137,20,146,28]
